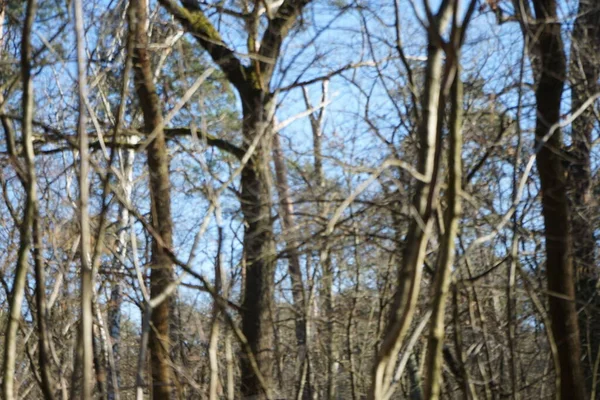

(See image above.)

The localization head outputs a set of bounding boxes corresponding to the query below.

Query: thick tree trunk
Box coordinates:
[239,93,277,399]
[128,1,174,398]
[570,1,600,392]
[153,2,313,397]
[531,0,586,398]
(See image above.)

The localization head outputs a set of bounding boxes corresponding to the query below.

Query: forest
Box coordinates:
[0,0,599,399]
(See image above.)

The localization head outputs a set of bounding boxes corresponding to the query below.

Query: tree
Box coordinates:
[155,1,312,397]
[3,0,600,398]
[513,0,587,397]
[569,0,600,390]
[128,0,176,397]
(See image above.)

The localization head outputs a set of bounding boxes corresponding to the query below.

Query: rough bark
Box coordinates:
[530,0,586,398]
[239,93,278,398]
[128,1,174,398]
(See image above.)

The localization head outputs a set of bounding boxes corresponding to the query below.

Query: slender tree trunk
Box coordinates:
[107,141,136,400]
[272,132,312,399]
[73,0,95,396]
[2,1,40,398]
[370,6,451,398]
[303,82,335,400]
[33,195,56,400]
[225,330,235,400]
[128,1,174,398]
[530,1,586,398]
[421,8,478,395]
[570,1,600,392]
[208,226,224,400]
[423,61,463,400]
[93,319,108,399]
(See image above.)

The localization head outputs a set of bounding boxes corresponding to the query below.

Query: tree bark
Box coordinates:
[570,0,600,392]
[239,92,278,398]
[208,226,224,400]
[530,0,586,398]
[128,1,174,398]
[73,0,94,396]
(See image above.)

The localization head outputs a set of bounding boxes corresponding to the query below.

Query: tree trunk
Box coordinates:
[531,0,586,398]
[128,1,174,398]
[2,1,41,399]
[73,0,95,396]
[370,6,451,398]
[272,132,313,399]
[570,0,600,392]
[153,2,313,396]
[107,140,136,400]
[423,65,463,400]
[239,93,277,399]
[208,226,224,400]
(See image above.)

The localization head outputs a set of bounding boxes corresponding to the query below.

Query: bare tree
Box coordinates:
[155,1,313,397]
[370,2,452,398]
[128,0,175,397]
[423,1,472,395]
[1,1,42,399]
[569,0,600,391]
[513,0,587,397]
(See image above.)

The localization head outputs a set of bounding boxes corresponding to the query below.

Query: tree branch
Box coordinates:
[157,0,249,94]
[164,128,245,159]
[258,0,312,84]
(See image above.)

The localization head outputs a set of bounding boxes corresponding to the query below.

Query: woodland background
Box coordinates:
[0,0,599,399]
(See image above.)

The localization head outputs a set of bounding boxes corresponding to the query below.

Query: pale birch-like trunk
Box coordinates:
[73,0,94,396]
[423,50,464,400]
[107,138,137,400]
